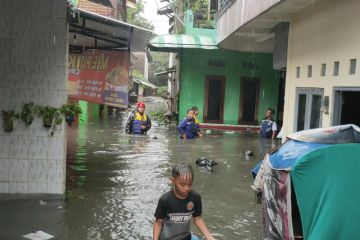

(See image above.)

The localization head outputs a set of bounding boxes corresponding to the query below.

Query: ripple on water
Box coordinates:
[60,114,274,239]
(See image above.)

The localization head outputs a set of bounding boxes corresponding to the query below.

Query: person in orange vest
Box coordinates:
[126,102,152,135]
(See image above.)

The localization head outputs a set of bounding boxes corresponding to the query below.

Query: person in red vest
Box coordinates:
[126,102,152,135]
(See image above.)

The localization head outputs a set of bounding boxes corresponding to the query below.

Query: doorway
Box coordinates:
[333,88,360,126]
[294,88,323,131]
[239,77,260,125]
[203,76,225,123]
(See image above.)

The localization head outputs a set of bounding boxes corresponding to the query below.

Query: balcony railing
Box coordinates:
[216,0,236,19]
[193,7,216,29]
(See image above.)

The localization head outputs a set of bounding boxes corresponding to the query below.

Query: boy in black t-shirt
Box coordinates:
[153,163,214,240]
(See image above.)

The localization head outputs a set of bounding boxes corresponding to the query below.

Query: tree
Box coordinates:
[151,52,170,74]
[149,52,170,87]
[127,1,155,31]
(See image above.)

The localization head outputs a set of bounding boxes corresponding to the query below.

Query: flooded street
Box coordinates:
[0,112,276,240]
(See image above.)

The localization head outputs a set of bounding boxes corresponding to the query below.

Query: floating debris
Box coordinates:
[245,150,254,156]
[23,230,54,240]
[196,157,218,171]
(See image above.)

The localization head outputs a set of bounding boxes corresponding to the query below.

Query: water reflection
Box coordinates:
[65,112,276,239]
[0,111,277,240]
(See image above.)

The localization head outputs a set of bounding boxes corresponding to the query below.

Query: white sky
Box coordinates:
[142,0,169,35]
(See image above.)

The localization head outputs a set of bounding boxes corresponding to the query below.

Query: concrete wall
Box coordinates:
[273,22,289,70]
[283,0,360,137]
[0,0,68,194]
[179,49,279,124]
[216,0,280,44]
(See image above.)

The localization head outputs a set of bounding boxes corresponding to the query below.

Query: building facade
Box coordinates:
[179,48,279,126]
[150,9,281,129]
[216,0,360,137]
[283,0,360,136]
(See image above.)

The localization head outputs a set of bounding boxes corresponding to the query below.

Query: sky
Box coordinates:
[142,0,169,35]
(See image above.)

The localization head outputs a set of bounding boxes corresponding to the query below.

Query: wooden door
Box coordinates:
[203,76,226,123]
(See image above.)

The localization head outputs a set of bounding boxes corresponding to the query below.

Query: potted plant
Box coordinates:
[38,106,58,128]
[61,103,82,126]
[20,102,38,125]
[2,110,18,132]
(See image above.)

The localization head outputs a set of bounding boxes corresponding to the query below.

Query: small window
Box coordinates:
[296,67,300,78]
[334,61,340,76]
[308,65,312,78]
[350,59,356,75]
[321,63,326,77]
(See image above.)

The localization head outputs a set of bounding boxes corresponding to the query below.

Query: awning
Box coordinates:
[68,6,155,53]
[133,78,158,89]
[148,34,217,52]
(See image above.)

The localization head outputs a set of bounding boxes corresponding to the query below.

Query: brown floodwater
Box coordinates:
[0,111,278,240]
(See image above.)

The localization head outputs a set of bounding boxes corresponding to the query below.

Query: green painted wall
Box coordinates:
[178,49,280,125]
[79,101,101,124]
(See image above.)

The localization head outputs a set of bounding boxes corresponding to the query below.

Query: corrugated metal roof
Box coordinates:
[68,6,155,53]
[148,34,217,52]
[133,78,158,89]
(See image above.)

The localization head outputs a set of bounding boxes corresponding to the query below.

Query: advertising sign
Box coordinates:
[68,50,129,108]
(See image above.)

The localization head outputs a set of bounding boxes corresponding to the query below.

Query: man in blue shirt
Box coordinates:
[259,108,277,139]
[177,109,201,139]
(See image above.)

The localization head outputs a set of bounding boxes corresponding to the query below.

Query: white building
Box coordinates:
[216,0,360,138]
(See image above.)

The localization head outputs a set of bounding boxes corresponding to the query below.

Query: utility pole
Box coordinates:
[114,0,127,21]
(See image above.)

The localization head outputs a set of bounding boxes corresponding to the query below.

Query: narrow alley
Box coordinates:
[0,111,273,239]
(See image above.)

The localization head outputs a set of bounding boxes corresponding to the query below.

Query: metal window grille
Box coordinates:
[296,67,300,78]
[321,63,326,77]
[334,61,340,76]
[216,0,236,18]
[308,65,312,78]
[350,59,356,75]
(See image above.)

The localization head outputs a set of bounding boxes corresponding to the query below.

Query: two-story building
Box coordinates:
[149,7,282,130]
[216,0,360,137]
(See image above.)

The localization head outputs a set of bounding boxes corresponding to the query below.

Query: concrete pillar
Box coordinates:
[273,22,289,70]
[0,0,68,194]
[144,53,149,82]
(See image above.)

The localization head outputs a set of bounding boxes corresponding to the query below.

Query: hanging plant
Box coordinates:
[20,102,39,125]
[38,106,58,128]
[54,110,63,126]
[2,110,18,132]
[60,103,82,126]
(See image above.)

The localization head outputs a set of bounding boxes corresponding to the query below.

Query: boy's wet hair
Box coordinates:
[191,106,199,111]
[267,108,275,114]
[172,163,194,180]
[187,109,194,114]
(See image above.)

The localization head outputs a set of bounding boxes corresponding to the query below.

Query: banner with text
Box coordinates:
[68,50,129,108]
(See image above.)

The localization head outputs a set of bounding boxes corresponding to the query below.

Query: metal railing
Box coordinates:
[216,0,236,19]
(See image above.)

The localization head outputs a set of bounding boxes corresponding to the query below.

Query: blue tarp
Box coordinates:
[251,140,329,177]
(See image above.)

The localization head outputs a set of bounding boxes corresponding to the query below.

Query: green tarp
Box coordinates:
[292,144,360,240]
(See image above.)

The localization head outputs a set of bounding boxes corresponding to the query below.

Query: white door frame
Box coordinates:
[294,88,324,131]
